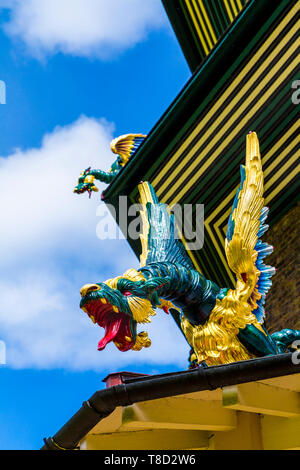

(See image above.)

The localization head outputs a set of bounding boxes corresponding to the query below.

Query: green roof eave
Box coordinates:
[162,0,202,72]
[162,0,248,72]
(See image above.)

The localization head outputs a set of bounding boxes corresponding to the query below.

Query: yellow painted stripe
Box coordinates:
[166,206,203,272]
[262,121,299,167]
[153,7,297,193]
[265,164,300,205]
[214,193,236,235]
[205,183,234,225]
[175,180,234,280]
[158,29,298,201]
[229,0,238,17]
[224,0,234,21]
[157,22,298,198]
[153,20,294,194]
[205,218,235,283]
[264,139,298,179]
[223,219,230,235]
[236,0,243,10]
[192,0,214,50]
[219,207,233,236]
[204,186,237,282]
[212,206,236,282]
[185,0,209,55]
[163,51,298,205]
[265,153,300,192]
[181,235,202,272]
[198,0,217,44]
[214,217,234,279]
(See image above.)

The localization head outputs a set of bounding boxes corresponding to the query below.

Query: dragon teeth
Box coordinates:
[113,306,119,313]
[100,298,107,304]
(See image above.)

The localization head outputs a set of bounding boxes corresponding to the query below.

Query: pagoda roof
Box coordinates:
[162,0,249,72]
[103,0,299,288]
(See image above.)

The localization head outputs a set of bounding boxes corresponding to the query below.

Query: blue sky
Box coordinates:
[0,0,191,450]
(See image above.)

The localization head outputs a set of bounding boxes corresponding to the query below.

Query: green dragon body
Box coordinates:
[74,134,146,197]
[77,132,300,366]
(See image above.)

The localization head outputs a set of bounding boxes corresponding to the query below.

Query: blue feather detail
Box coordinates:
[131,136,146,157]
[253,207,276,323]
[227,165,246,242]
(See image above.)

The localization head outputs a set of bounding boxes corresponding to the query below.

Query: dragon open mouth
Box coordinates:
[74,187,87,194]
[81,299,135,352]
[74,185,93,198]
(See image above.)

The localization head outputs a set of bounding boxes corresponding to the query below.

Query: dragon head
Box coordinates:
[74,168,99,198]
[80,269,172,352]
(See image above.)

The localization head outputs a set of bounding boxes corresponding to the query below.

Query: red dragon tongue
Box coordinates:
[98,317,123,351]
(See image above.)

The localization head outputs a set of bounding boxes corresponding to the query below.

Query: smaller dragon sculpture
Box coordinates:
[77,132,300,366]
[74,134,147,197]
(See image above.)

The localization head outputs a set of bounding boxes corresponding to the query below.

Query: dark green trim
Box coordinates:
[163,0,249,71]
[162,0,204,71]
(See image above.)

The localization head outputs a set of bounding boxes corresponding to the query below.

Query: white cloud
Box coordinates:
[0,116,188,371]
[1,0,167,59]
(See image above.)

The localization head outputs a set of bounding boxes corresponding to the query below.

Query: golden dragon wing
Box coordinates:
[110,134,147,166]
[225,132,275,323]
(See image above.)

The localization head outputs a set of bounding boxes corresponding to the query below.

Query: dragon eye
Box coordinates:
[123,291,132,297]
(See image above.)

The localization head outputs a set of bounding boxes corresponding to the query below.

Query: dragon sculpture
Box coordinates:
[77,132,300,366]
[74,134,147,197]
